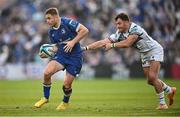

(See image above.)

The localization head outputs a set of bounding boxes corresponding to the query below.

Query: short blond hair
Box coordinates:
[45,7,59,15]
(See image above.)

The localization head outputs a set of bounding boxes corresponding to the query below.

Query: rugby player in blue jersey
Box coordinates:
[34,7,89,110]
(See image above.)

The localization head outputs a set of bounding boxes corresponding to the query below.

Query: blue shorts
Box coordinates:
[52,54,83,77]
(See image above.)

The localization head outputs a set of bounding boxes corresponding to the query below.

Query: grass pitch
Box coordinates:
[0,79,179,116]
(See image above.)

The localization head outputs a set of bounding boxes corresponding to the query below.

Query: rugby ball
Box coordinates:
[39,44,55,58]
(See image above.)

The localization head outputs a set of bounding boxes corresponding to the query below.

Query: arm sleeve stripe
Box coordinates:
[108,37,114,42]
[76,23,80,32]
[129,32,143,36]
[69,20,73,24]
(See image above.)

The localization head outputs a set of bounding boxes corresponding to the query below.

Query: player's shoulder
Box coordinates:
[61,17,73,24]
[61,17,69,21]
[129,22,139,32]
[128,22,143,35]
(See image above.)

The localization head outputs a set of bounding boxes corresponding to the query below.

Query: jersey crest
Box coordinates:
[61,28,66,34]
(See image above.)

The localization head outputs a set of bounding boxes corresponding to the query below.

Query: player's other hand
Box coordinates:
[39,52,48,58]
[105,43,112,51]
[64,40,75,53]
[48,44,58,53]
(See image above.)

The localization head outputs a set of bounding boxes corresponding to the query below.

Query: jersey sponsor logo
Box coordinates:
[57,38,72,45]
[150,56,155,60]
[61,28,66,34]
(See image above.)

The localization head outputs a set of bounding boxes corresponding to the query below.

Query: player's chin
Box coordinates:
[48,23,54,27]
[118,29,123,32]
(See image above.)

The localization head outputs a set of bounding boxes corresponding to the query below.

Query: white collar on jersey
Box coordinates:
[52,18,61,30]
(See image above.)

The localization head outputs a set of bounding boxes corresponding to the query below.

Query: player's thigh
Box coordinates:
[149,60,161,78]
[143,67,150,78]
[64,65,81,87]
[141,49,162,79]
[141,53,150,78]
[44,60,64,75]
[63,56,82,87]
[63,71,75,88]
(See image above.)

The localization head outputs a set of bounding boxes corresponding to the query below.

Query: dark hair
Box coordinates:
[45,7,59,15]
[115,13,130,21]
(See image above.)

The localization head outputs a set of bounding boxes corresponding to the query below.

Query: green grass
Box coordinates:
[0,79,180,116]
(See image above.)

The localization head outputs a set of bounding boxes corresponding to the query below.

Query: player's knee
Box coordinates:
[147,79,154,85]
[147,72,157,85]
[62,85,72,96]
[148,71,157,79]
[44,69,53,78]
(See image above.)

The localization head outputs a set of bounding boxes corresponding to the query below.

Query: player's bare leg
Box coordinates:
[56,72,74,110]
[34,60,64,108]
[145,68,176,106]
[143,61,168,110]
[149,61,168,109]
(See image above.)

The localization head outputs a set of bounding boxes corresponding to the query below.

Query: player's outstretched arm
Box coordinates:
[105,34,139,50]
[83,38,111,51]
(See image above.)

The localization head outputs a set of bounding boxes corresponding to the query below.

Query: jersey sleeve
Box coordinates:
[129,25,143,36]
[108,30,123,42]
[64,18,80,32]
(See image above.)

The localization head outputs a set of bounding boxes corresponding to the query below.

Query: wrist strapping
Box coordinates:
[111,43,116,48]
[84,46,89,50]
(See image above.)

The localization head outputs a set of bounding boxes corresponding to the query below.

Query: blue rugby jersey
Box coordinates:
[48,17,82,57]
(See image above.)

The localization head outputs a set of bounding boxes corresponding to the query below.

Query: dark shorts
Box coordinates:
[52,54,83,77]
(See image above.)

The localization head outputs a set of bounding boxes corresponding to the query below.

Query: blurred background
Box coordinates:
[0,0,180,80]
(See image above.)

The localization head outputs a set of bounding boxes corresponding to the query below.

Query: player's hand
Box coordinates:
[48,44,58,53]
[105,43,112,51]
[39,52,48,58]
[63,40,75,53]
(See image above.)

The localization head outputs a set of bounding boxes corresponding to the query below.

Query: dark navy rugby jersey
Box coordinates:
[48,17,82,57]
